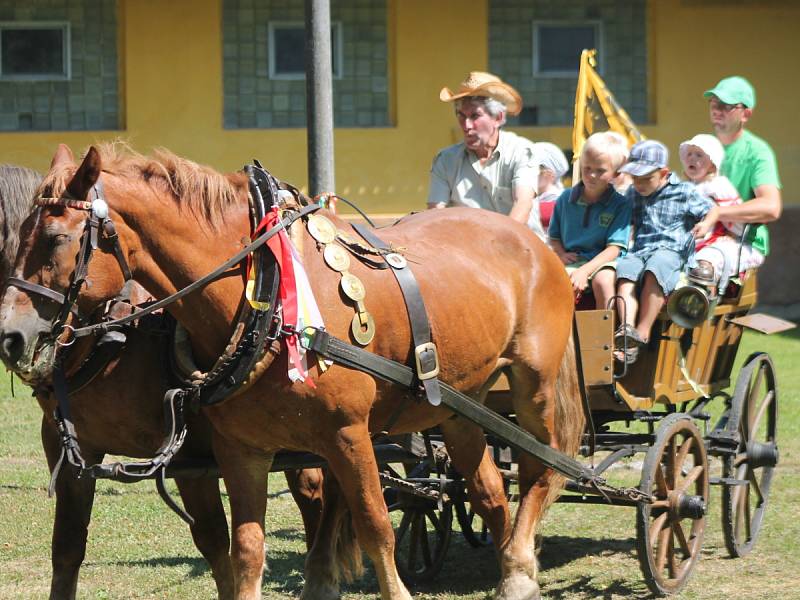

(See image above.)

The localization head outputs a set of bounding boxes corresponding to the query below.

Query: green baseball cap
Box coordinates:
[704,76,756,108]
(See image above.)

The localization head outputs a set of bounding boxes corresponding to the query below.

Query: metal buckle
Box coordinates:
[414,342,439,380]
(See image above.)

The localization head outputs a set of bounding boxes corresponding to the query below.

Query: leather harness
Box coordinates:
[16,162,647,521]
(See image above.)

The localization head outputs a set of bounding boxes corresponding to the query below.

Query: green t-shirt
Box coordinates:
[720,130,781,255]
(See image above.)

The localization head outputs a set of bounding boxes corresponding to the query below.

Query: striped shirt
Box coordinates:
[628,173,714,260]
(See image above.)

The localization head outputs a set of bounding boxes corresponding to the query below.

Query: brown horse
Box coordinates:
[0,144,583,600]
[0,163,324,599]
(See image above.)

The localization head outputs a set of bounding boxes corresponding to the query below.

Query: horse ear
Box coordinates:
[50,143,74,169]
[65,146,101,200]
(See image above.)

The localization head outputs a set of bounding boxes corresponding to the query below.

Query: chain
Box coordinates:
[379,470,443,501]
[586,476,654,504]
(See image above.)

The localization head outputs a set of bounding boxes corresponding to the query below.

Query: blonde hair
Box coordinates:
[581,131,629,171]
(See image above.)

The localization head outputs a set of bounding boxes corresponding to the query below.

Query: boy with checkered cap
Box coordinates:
[614,140,719,363]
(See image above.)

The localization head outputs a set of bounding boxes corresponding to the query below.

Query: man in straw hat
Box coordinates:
[427,71,545,240]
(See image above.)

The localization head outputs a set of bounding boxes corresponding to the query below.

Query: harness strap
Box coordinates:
[351,223,441,406]
[303,328,595,484]
[70,203,321,339]
[102,218,132,281]
[6,277,67,305]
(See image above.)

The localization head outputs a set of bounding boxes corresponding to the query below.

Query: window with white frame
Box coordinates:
[0,22,70,80]
[268,21,343,80]
[532,21,602,77]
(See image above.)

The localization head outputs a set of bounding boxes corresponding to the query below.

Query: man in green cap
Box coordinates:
[697,75,781,287]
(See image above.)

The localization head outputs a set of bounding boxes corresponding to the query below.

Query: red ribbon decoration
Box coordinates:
[252,207,314,387]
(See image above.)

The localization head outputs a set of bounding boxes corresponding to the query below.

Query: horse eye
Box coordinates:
[47,233,69,249]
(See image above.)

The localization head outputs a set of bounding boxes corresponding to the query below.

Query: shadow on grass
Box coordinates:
[543,574,650,600]
[99,555,212,579]
[539,535,636,570]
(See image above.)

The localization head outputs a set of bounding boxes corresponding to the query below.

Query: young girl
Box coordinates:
[528,141,569,232]
[679,134,754,291]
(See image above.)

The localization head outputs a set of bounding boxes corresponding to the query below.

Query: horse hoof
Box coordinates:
[495,573,541,600]
[299,583,341,600]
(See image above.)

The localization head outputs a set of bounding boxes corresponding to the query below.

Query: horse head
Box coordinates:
[0,145,132,383]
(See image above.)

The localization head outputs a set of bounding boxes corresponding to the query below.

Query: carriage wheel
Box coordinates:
[636,414,709,597]
[384,463,453,584]
[721,352,778,558]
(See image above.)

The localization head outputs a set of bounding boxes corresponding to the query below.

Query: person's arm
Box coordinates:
[570,245,621,292]
[716,184,782,222]
[550,239,579,265]
[427,151,451,209]
[508,184,534,224]
[692,205,720,239]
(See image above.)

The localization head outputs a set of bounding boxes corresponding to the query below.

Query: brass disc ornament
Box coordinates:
[323,243,351,272]
[351,312,376,345]
[307,214,336,244]
[340,273,366,301]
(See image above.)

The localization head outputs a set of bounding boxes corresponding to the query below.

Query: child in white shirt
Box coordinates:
[679,134,759,291]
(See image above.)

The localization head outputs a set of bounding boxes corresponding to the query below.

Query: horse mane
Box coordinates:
[0,164,42,279]
[40,142,245,229]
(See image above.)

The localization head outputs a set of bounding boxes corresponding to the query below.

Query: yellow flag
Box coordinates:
[572,49,644,161]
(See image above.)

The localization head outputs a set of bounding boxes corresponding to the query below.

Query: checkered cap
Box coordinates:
[620,140,669,176]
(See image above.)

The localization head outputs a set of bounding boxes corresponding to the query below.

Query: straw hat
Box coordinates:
[439,71,522,116]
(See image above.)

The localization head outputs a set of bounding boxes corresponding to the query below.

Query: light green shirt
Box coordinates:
[428,130,543,237]
[720,130,781,255]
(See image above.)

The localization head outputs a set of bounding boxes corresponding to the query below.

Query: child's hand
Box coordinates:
[570,267,590,293]
[692,220,713,239]
[558,251,579,265]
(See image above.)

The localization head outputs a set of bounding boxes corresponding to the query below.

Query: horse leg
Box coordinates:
[284,468,324,550]
[300,472,357,600]
[174,476,234,600]
[440,418,512,553]
[496,366,560,600]
[213,435,273,600]
[323,423,411,600]
[41,417,98,600]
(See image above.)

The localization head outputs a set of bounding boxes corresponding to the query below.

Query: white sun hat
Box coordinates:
[679,134,725,171]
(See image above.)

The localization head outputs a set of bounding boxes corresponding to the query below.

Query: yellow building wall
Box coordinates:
[0,0,796,213]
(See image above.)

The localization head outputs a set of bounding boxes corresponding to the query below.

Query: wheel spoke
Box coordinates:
[655,463,669,496]
[649,511,669,548]
[743,366,765,439]
[747,468,764,505]
[396,511,412,544]
[673,520,691,555]
[656,518,672,573]
[426,509,442,534]
[677,465,704,494]
[675,436,694,472]
[750,390,774,438]
[735,485,749,542]
[666,527,678,578]
[420,515,432,567]
[408,513,422,570]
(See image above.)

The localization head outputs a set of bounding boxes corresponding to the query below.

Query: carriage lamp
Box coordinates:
[667,276,718,329]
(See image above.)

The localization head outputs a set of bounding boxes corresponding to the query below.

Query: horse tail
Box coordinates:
[542,331,584,512]
[333,507,364,583]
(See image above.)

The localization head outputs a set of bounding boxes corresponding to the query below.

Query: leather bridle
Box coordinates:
[6,180,133,346]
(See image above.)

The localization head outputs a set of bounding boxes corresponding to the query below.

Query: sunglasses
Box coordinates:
[709,99,745,113]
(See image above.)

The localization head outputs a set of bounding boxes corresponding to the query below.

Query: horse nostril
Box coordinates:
[0,330,26,365]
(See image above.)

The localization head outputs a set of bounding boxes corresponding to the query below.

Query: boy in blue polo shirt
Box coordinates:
[615,140,719,363]
[548,132,631,309]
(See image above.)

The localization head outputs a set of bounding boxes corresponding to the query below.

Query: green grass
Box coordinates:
[0,329,798,599]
